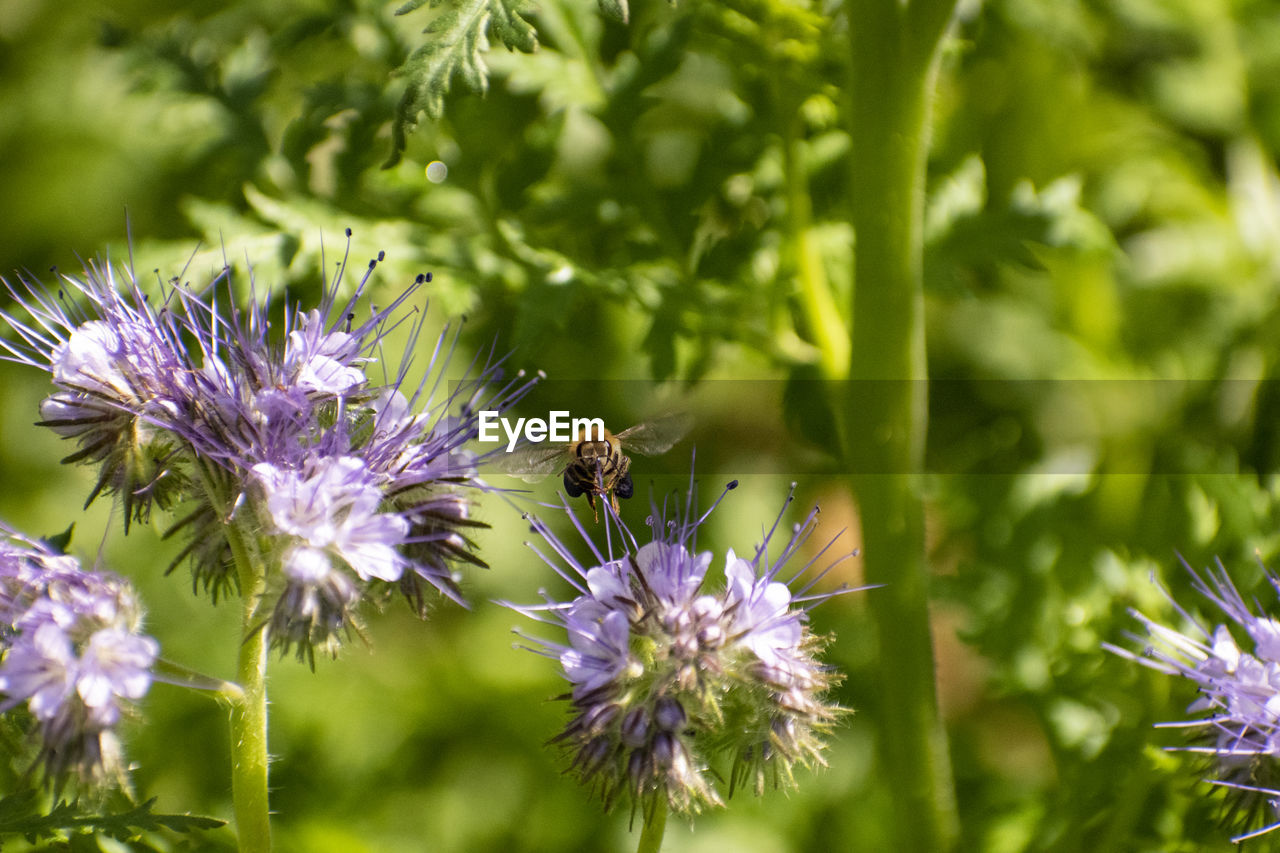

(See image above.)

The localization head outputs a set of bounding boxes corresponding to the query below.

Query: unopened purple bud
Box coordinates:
[697,623,724,648]
[654,696,686,731]
[779,686,817,715]
[771,716,799,754]
[691,596,721,622]
[677,662,699,692]
[582,702,621,737]
[652,731,680,769]
[578,736,613,775]
[663,609,690,636]
[627,747,649,790]
[673,635,698,661]
[620,707,649,748]
[750,660,796,690]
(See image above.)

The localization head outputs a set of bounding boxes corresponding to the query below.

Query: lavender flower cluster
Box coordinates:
[1,247,534,664]
[0,525,157,783]
[1111,559,1280,842]
[509,482,853,818]
[0,241,857,840]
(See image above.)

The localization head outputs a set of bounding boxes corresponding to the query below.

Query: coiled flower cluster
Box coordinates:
[1110,558,1280,843]
[0,525,157,783]
[509,481,854,819]
[1,242,536,663]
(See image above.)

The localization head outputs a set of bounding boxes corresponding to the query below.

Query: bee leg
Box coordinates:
[564,471,584,498]
[587,492,600,523]
[615,472,634,500]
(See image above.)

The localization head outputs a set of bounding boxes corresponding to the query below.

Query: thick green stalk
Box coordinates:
[846,1,959,851]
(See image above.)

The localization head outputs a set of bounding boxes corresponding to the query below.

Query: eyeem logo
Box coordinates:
[478,410,605,452]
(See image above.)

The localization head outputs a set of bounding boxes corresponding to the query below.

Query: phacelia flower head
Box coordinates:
[1108,557,1280,843]
[507,476,857,821]
[0,524,158,785]
[6,266,192,531]
[1,237,538,664]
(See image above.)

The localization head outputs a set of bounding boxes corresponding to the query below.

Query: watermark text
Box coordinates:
[478,410,605,451]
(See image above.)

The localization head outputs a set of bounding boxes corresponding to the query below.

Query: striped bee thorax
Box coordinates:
[563,433,630,502]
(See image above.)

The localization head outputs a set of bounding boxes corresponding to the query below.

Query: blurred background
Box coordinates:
[4,0,1280,850]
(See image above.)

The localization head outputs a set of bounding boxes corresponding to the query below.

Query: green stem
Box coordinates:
[845,1,959,851]
[230,596,271,853]
[785,126,849,380]
[196,461,273,852]
[227,514,272,853]
[635,799,668,853]
[151,656,245,699]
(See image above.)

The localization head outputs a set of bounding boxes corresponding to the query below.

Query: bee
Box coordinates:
[502,413,691,517]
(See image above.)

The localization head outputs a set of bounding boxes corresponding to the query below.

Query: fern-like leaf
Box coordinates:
[0,791,224,845]
[597,0,628,25]
[385,0,538,167]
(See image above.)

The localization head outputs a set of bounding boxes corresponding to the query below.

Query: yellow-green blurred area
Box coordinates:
[4,0,1280,849]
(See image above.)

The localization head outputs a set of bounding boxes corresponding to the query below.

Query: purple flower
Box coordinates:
[281,310,367,396]
[1108,558,1280,843]
[0,524,158,783]
[2,241,539,662]
[507,479,857,818]
[2,266,192,530]
[253,456,407,583]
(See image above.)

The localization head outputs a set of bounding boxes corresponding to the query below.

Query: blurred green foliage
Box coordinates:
[4,0,1280,849]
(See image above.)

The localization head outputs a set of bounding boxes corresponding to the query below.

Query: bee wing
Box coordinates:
[489,442,570,482]
[615,412,693,456]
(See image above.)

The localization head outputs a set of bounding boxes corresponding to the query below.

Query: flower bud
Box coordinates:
[621,707,650,748]
[654,696,686,732]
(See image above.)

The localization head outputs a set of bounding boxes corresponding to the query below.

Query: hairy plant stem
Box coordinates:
[197,462,272,852]
[845,1,960,851]
[229,586,271,853]
[635,799,668,853]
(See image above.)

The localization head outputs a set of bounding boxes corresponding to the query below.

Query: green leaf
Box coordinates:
[0,792,224,844]
[596,0,629,25]
[385,0,539,167]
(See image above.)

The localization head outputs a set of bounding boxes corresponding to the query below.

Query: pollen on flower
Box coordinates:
[505,476,860,821]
